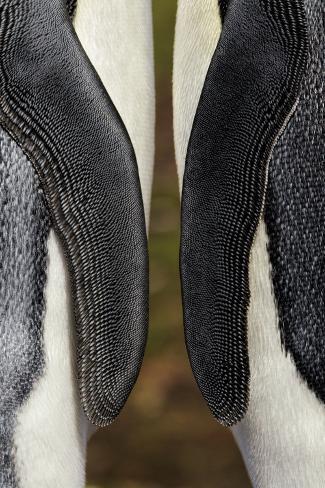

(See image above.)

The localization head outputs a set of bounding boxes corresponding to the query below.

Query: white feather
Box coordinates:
[233,221,325,487]
[173,0,222,190]
[15,231,88,488]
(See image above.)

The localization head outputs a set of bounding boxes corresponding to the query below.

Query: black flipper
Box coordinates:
[0,0,148,426]
[181,0,307,425]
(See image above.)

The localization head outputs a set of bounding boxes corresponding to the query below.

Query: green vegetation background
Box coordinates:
[86,2,250,487]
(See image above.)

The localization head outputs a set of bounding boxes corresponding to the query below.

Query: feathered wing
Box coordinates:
[174,0,325,485]
[0,1,154,486]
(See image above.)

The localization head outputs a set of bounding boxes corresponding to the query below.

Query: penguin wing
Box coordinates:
[176,0,308,426]
[0,0,149,427]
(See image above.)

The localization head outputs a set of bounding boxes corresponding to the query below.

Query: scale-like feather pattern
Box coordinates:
[0,0,148,426]
[181,0,307,425]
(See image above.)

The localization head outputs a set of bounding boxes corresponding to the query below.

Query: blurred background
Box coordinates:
[86,2,250,487]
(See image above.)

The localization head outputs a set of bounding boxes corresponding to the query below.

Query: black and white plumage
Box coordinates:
[0,1,155,486]
[0,128,50,488]
[174,0,325,485]
[265,0,325,405]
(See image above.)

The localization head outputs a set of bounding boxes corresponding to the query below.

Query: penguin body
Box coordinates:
[174,1,325,485]
[0,1,154,486]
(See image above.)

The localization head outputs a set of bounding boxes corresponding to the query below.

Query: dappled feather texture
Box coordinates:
[265,0,325,403]
[0,0,148,426]
[66,0,77,17]
[181,0,307,425]
[0,129,49,488]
